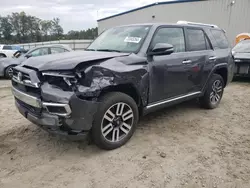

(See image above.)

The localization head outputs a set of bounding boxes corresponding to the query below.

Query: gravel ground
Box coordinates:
[0,79,250,188]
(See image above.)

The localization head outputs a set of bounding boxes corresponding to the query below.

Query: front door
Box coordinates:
[148,26,205,103]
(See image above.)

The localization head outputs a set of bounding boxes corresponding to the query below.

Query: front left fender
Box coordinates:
[76,58,149,106]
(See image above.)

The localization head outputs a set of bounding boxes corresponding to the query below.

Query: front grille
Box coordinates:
[12,69,41,96]
[13,69,30,79]
[16,98,42,116]
[12,80,41,97]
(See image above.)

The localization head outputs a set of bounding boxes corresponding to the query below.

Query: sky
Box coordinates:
[0,0,169,33]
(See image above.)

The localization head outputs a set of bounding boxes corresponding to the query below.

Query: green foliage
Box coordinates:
[0,12,98,44]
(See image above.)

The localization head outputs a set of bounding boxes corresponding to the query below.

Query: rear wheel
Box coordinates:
[200,74,224,109]
[91,92,139,150]
[5,66,14,79]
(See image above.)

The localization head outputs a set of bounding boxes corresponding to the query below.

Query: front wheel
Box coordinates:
[5,66,14,79]
[200,74,224,109]
[91,92,139,150]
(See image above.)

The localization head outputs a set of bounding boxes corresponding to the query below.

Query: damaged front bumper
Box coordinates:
[12,85,99,139]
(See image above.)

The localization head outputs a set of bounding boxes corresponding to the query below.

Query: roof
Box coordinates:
[27,44,72,52]
[97,0,204,22]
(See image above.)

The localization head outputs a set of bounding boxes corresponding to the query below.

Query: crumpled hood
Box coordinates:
[21,51,129,71]
[234,52,250,60]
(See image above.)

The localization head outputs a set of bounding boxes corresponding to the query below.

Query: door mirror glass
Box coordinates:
[149,43,174,55]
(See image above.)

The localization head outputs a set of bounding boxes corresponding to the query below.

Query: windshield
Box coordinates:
[87,25,151,53]
[233,40,250,53]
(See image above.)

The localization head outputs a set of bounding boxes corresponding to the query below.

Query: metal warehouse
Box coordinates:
[97,0,250,44]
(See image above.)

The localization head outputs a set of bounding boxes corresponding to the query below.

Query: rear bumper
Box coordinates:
[13,86,100,138]
[234,62,250,77]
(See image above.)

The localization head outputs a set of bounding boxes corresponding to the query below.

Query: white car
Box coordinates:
[0,45,24,58]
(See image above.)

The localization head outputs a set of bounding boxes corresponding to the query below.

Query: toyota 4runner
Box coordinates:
[11,21,234,150]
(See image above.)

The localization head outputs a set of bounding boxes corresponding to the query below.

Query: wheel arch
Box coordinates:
[4,65,15,78]
[0,53,7,57]
[214,67,228,86]
[202,63,228,92]
[99,83,143,114]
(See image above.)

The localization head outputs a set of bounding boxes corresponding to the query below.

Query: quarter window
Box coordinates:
[151,27,185,53]
[210,29,229,49]
[186,29,206,51]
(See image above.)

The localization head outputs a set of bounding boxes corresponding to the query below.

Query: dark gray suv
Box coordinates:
[11,21,234,150]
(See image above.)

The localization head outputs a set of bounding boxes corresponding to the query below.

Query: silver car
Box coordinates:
[0,44,72,78]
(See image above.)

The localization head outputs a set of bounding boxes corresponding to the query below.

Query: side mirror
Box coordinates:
[148,43,174,56]
[25,54,32,58]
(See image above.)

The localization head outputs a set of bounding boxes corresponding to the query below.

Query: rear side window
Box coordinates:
[186,29,206,51]
[50,47,68,54]
[151,27,186,53]
[210,29,229,49]
[3,45,12,50]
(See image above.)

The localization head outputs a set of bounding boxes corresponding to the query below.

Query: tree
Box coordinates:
[0,11,97,44]
[51,18,63,39]
[9,12,21,42]
[28,16,41,42]
[0,16,13,42]
[41,20,52,36]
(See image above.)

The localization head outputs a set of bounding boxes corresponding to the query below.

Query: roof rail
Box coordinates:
[177,20,219,28]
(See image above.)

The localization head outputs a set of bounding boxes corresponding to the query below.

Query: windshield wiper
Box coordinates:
[96,49,122,53]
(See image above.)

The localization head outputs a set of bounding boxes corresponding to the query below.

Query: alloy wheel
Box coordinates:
[7,67,13,78]
[210,80,223,105]
[101,102,134,143]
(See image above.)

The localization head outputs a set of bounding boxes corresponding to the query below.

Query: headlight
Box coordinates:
[42,71,78,89]
[234,59,241,62]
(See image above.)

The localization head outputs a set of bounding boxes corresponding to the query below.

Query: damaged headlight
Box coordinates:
[42,71,80,90]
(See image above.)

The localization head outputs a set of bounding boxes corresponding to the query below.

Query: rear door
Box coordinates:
[183,27,217,91]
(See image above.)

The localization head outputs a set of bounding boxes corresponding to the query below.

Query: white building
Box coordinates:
[97,0,250,44]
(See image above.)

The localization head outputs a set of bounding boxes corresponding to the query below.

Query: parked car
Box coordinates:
[0,44,72,78]
[11,21,234,150]
[232,39,250,77]
[0,44,26,58]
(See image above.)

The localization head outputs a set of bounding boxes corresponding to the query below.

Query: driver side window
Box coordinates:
[151,27,186,53]
[30,48,49,57]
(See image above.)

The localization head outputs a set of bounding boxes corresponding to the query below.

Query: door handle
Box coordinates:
[182,60,192,64]
[209,56,217,61]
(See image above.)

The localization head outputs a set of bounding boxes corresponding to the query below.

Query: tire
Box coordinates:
[91,92,139,150]
[200,74,224,109]
[5,66,14,79]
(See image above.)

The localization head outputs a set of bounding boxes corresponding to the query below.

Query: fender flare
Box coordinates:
[201,63,228,93]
